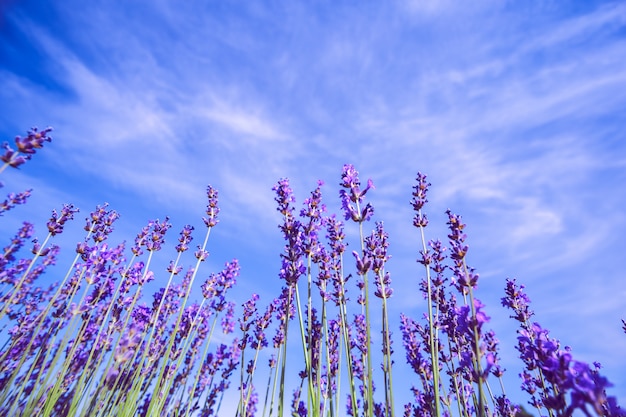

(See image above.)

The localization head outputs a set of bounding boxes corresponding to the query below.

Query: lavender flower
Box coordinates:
[365,222,393,299]
[47,204,80,236]
[1,127,52,169]
[274,178,305,286]
[446,209,478,292]
[240,294,260,339]
[175,225,194,253]
[203,185,220,228]
[0,190,32,216]
[84,203,120,243]
[411,172,430,227]
[339,164,374,222]
[501,278,534,327]
[300,180,326,258]
[502,279,622,416]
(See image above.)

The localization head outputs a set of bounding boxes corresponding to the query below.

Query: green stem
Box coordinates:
[417,218,442,417]
[142,225,213,417]
[0,232,52,321]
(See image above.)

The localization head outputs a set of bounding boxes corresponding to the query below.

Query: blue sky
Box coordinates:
[1,0,626,411]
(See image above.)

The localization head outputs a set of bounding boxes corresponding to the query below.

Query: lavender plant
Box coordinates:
[0,127,622,417]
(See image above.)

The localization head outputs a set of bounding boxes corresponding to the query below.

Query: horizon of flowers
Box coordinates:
[0,127,623,417]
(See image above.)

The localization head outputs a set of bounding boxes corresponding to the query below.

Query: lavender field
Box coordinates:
[1,1,626,416]
[0,130,623,416]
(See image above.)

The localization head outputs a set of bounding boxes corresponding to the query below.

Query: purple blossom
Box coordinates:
[1,127,52,169]
[201,259,239,307]
[339,164,375,222]
[400,314,432,380]
[131,217,171,255]
[47,204,80,236]
[364,222,393,299]
[502,279,623,417]
[221,301,235,334]
[0,189,32,216]
[175,224,194,253]
[251,303,273,350]
[272,288,295,347]
[411,172,430,227]
[239,294,259,339]
[274,178,305,286]
[300,180,326,258]
[501,278,534,326]
[194,248,209,261]
[1,222,34,270]
[291,388,307,417]
[84,203,120,243]
[203,185,220,228]
[446,209,478,291]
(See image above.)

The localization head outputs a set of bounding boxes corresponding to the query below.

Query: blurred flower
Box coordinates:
[339,164,374,223]
[1,127,52,169]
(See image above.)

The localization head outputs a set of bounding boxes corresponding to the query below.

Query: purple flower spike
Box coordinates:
[84,203,120,242]
[1,127,53,168]
[47,204,80,236]
[501,278,534,326]
[339,164,375,223]
[240,293,260,334]
[132,217,171,254]
[146,217,171,252]
[411,172,430,227]
[274,178,305,286]
[0,189,32,216]
[203,185,220,227]
[175,224,194,253]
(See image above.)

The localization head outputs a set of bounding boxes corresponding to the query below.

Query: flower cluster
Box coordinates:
[340,163,375,222]
[0,131,622,417]
[502,279,622,416]
[1,127,52,170]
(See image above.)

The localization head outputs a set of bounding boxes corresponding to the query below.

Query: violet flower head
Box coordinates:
[446,209,479,290]
[221,301,236,334]
[501,278,534,326]
[132,221,151,256]
[1,189,32,216]
[273,178,295,216]
[251,303,274,350]
[446,209,468,260]
[325,214,347,256]
[1,127,52,168]
[400,314,429,377]
[411,172,430,227]
[240,293,259,335]
[515,321,622,416]
[146,217,171,252]
[274,178,305,286]
[175,224,194,253]
[84,203,120,242]
[300,180,326,257]
[300,179,326,220]
[202,259,239,305]
[352,313,368,354]
[456,298,490,339]
[47,204,80,236]
[273,288,295,347]
[339,164,375,223]
[364,222,393,298]
[1,221,34,269]
[203,185,220,227]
